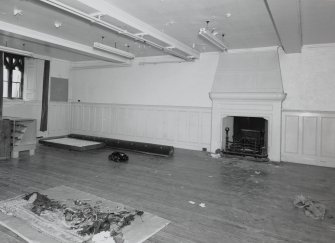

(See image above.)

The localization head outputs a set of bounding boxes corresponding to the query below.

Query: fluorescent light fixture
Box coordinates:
[199,28,228,51]
[164,48,194,61]
[93,42,135,59]
[38,0,199,61]
[0,45,33,57]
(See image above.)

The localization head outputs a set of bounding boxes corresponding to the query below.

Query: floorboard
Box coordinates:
[0,145,334,243]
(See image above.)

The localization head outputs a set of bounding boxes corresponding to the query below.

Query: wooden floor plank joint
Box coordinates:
[0,145,334,242]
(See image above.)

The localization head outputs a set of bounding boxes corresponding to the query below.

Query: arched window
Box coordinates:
[3,53,24,99]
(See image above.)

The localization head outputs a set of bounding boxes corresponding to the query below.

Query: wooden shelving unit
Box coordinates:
[3,117,37,158]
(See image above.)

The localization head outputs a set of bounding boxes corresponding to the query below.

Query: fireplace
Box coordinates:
[209,50,286,161]
[209,92,285,161]
[222,116,268,158]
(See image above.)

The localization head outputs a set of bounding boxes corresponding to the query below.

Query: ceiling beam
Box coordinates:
[265,0,302,53]
[73,0,200,59]
[0,21,132,63]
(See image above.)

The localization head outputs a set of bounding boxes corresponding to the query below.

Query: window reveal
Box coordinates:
[3,53,24,99]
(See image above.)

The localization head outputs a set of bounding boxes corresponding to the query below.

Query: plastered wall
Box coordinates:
[70,53,220,107]
[280,45,335,111]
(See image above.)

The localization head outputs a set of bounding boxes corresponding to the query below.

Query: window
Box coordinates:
[3,53,24,99]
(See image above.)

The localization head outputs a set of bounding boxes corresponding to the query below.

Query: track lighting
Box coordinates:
[38,0,199,61]
[199,28,228,51]
[0,45,33,57]
[93,42,135,59]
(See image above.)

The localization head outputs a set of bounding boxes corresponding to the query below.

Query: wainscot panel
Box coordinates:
[48,102,71,137]
[281,110,335,168]
[70,103,211,150]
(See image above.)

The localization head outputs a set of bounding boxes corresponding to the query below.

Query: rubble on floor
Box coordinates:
[210,153,222,159]
[293,195,326,220]
[24,192,63,216]
[23,192,144,242]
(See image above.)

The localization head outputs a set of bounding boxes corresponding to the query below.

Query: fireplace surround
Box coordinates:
[210,92,285,161]
[209,50,286,161]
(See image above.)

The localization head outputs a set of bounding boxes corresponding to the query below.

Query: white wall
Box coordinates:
[280,45,335,167]
[69,53,218,150]
[70,53,219,107]
[3,58,71,137]
[212,49,283,93]
[280,45,335,111]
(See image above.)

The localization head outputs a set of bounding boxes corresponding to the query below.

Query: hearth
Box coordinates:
[223,116,268,158]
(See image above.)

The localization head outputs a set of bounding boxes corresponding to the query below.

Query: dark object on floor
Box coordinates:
[293,195,326,220]
[69,134,174,157]
[109,152,129,163]
[0,119,11,160]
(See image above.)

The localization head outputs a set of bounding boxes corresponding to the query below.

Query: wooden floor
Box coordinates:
[0,145,335,243]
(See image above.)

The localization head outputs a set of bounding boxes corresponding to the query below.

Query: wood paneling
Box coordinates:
[282,110,335,167]
[70,103,211,150]
[284,116,299,153]
[321,117,335,157]
[302,117,317,155]
[48,102,71,137]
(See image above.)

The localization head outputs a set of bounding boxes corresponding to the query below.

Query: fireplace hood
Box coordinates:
[209,49,286,162]
[210,49,285,100]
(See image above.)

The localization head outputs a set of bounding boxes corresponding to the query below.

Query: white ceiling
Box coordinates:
[301,0,335,45]
[0,0,334,62]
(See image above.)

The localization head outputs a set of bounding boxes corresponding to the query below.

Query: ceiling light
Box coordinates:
[163,48,194,61]
[13,8,23,16]
[0,45,33,57]
[54,21,62,28]
[93,42,135,59]
[37,0,199,61]
[199,28,228,51]
[225,13,232,18]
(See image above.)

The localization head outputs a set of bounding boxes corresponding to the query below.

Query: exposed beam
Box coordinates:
[73,0,200,59]
[0,21,132,63]
[265,0,302,53]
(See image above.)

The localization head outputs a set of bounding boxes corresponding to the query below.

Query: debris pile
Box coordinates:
[23,192,144,242]
[293,195,326,220]
[23,192,64,216]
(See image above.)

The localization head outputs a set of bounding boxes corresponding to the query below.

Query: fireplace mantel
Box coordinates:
[209,92,285,162]
[209,92,286,101]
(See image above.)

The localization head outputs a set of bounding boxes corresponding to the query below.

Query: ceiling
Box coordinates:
[0,0,334,62]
